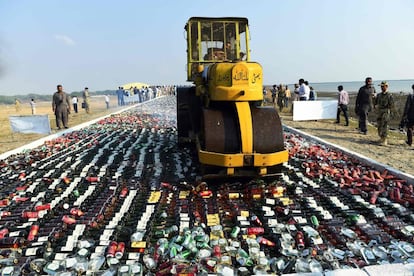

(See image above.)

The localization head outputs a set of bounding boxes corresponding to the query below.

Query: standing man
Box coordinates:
[105,95,110,109]
[374,81,394,146]
[277,84,286,111]
[262,86,267,105]
[72,95,78,113]
[82,87,90,114]
[355,77,376,135]
[293,83,300,101]
[117,87,122,106]
[52,84,71,129]
[284,85,291,108]
[336,85,349,126]
[30,99,36,115]
[400,84,414,146]
[298,78,310,101]
[15,99,21,112]
[309,86,317,101]
[271,85,277,105]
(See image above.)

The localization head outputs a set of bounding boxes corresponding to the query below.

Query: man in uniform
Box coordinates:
[52,84,71,130]
[355,77,376,135]
[374,81,394,146]
[82,87,91,113]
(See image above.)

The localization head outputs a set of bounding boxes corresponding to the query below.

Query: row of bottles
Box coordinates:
[0,96,414,274]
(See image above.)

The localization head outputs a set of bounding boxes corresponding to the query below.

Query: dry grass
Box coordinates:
[0,96,122,154]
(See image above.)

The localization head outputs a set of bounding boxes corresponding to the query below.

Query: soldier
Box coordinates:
[82,87,91,113]
[277,84,286,111]
[374,81,394,146]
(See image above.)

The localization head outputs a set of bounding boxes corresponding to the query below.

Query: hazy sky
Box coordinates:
[0,0,413,95]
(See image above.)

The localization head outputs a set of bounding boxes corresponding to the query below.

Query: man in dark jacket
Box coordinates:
[401,84,414,146]
[355,77,376,134]
[52,84,71,129]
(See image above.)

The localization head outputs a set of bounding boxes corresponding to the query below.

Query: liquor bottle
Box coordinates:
[29,258,47,274]
[142,254,157,271]
[115,242,125,259]
[43,261,65,275]
[0,237,21,249]
[295,231,305,250]
[106,241,118,258]
[243,227,265,236]
[88,255,105,272]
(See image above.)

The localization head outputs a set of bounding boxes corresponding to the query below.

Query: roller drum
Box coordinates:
[202,107,240,153]
[251,106,285,153]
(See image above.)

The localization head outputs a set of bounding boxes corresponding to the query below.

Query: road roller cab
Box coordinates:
[177,17,289,177]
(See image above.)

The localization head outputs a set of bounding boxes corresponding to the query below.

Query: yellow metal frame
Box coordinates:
[186,17,251,81]
[198,150,289,167]
[208,62,263,101]
[235,102,253,153]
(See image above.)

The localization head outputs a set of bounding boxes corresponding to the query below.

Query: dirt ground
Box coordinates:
[279,109,414,176]
[0,96,122,154]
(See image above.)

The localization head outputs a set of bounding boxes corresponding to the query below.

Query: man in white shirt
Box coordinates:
[30,99,36,114]
[105,95,110,109]
[298,78,310,101]
[336,85,349,126]
[72,96,78,113]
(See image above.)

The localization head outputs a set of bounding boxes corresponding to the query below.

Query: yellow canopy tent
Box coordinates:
[121,82,149,90]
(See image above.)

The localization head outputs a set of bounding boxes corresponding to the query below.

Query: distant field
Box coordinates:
[0,96,121,154]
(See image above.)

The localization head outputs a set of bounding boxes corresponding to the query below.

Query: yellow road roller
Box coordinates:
[177,17,288,177]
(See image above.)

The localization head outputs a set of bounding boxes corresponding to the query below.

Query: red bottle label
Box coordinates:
[35,204,51,211]
[246,227,264,235]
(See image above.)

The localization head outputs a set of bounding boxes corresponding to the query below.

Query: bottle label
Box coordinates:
[240,220,250,227]
[54,253,69,261]
[46,262,59,271]
[207,214,220,226]
[131,241,146,248]
[179,191,190,199]
[37,236,49,242]
[128,252,141,259]
[240,211,249,218]
[9,231,20,237]
[280,197,292,206]
[148,191,161,203]
[25,247,40,256]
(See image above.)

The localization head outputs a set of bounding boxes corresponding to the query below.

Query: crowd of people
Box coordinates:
[50,84,177,130]
[12,80,414,148]
[265,78,317,112]
[116,86,176,106]
[265,77,414,148]
[352,77,414,147]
